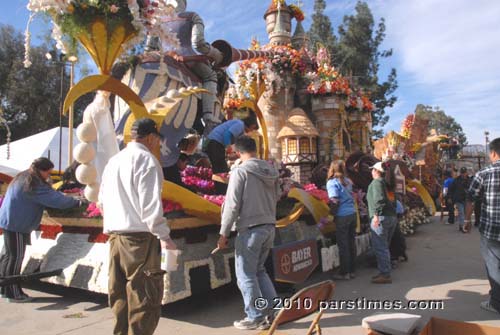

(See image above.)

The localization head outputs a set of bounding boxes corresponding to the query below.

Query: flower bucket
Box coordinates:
[75,18,137,74]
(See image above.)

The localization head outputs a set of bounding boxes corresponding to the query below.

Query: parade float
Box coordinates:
[0,0,384,303]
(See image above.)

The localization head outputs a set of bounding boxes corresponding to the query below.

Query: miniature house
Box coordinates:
[277,108,319,184]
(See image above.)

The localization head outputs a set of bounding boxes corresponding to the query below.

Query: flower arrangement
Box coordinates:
[347,92,374,112]
[306,45,352,97]
[399,207,431,235]
[401,114,415,139]
[181,165,215,194]
[85,202,102,218]
[223,97,244,110]
[25,0,179,68]
[162,199,183,213]
[303,183,329,204]
[306,66,352,96]
[288,4,305,21]
[267,44,307,77]
[268,0,286,10]
[202,194,225,207]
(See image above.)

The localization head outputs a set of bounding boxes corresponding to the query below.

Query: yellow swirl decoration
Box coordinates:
[62,75,148,119]
[407,179,437,215]
[161,181,312,229]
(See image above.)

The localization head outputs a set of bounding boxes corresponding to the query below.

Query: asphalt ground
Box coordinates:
[1,216,499,334]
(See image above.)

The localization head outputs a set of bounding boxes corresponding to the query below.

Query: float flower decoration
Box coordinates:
[25,0,179,69]
[303,183,329,204]
[400,114,415,139]
[288,4,305,21]
[202,194,225,207]
[347,91,374,112]
[84,202,102,218]
[306,45,352,97]
[162,199,183,213]
[266,44,307,77]
[268,0,287,10]
[305,64,352,96]
[181,166,215,194]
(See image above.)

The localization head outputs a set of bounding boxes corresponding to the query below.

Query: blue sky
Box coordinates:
[2,0,499,144]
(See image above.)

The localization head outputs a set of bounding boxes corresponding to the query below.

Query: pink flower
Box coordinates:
[110,4,119,13]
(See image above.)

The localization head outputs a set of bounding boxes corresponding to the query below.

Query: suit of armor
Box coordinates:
[161,0,223,134]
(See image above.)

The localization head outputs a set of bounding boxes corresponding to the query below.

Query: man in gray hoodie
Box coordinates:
[216,136,280,330]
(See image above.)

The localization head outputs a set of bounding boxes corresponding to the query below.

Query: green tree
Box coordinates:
[0,24,92,145]
[415,104,467,147]
[335,1,398,138]
[308,0,337,55]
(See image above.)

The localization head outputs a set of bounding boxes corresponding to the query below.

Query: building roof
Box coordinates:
[277,108,319,138]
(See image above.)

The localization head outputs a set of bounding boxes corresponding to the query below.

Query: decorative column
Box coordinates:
[258,73,296,160]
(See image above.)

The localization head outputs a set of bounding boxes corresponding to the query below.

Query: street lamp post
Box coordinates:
[485,131,490,163]
[67,55,78,166]
[45,52,78,170]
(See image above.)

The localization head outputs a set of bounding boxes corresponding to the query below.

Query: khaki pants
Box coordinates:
[108,232,165,335]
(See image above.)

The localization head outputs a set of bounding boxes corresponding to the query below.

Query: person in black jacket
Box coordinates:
[449,167,471,232]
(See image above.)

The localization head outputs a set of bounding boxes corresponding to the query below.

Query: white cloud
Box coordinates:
[373,0,500,143]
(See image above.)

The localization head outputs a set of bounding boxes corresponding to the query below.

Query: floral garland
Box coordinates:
[288,4,305,21]
[25,0,179,67]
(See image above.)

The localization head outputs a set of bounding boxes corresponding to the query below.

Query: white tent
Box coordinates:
[0,127,79,176]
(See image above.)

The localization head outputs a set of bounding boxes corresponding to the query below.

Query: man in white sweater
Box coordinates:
[99,118,176,335]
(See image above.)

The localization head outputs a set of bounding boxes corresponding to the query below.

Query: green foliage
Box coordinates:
[308,0,336,55]
[0,24,93,145]
[335,1,398,139]
[415,104,467,147]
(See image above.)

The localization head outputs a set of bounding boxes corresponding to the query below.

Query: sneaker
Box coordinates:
[371,274,392,284]
[445,222,453,225]
[233,317,269,330]
[349,272,356,279]
[480,300,499,314]
[7,294,33,303]
[332,273,350,280]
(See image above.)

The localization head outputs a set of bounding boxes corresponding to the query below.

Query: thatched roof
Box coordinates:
[277,108,319,139]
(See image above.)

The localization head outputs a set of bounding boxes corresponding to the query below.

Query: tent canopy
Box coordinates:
[0,127,79,177]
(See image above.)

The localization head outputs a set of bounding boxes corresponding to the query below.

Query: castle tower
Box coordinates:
[264,1,292,46]
[292,20,309,49]
[311,96,351,162]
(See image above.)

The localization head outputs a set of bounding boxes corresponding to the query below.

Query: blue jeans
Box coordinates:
[336,214,357,275]
[370,216,397,276]
[480,235,500,311]
[455,202,465,226]
[235,225,277,321]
